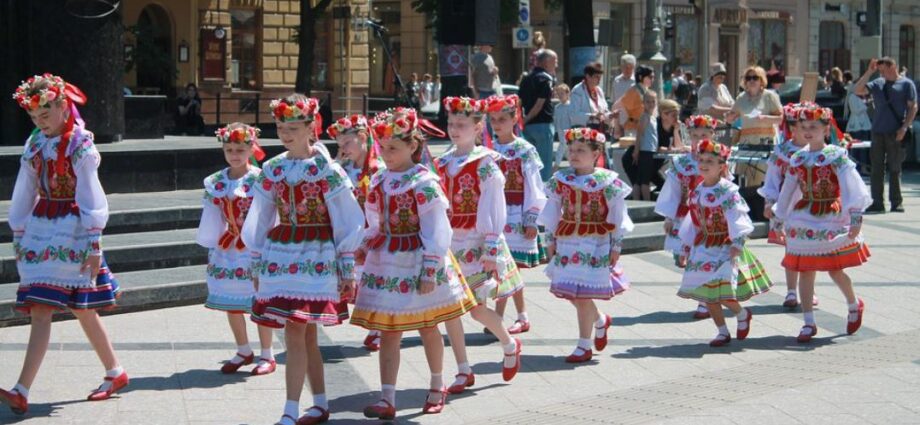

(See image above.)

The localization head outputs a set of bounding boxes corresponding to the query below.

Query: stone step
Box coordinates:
[0,222,768,326]
[0,229,206,284]
[0,190,204,243]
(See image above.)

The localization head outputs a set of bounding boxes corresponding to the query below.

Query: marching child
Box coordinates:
[485,95,548,334]
[436,97,524,394]
[351,108,476,419]
[772,104,871,343]
[677,140,773,347]
[196,123,276,376]
[242,95,364,425]
[1,74,128,415]
[328,114,384,351]
[539,127,633,363]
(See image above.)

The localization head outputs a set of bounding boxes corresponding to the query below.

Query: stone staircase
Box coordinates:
[0,137,766,326]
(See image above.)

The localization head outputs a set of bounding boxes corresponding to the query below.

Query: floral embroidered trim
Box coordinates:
[361,267,450,293]
[338,253,356,280]
[252,258,338,278]
[552,250,613,268]
[207,264,251,281]
[849,212,863,227]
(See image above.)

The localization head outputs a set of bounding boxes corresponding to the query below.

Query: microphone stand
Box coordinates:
[368,23,411,107]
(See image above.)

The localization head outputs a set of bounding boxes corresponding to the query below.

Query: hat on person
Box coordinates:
[709,63,727,78]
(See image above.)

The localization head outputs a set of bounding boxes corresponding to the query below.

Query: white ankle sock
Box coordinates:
[594,314,609,339]
[503,341,519,368]
[231,345,252,363]
[848,302,860,321]
[430,373,443,390]
[303,393,327,416]
[457,362,472,375]
[284,400,299,419]
[517,312,529,322]
[381,384,396,406]
[259,347,273,361]
[717,325,729,336]
[370,330,381,337]
[697,303,709,313]
[736,309,749,330]
[12,383,28,399]
[106,366,124,378]
[786,290,797,298]
[803,311,816,326]
[577,338,592,350]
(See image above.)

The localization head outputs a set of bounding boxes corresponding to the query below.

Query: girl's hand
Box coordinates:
[545,244,555,259]
[81,254,102,282]
[729,246,742,259]
[609,251,620,267]
[664,220,674,235]
[419,280,436,295]
[339,279,356,301]
[763,205,774,219]
[482,259,498,280]
[355,248,367,266]
[848,224,861,239]
[524,226,538,240]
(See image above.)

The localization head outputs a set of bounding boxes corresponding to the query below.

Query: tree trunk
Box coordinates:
[296,0,332,94]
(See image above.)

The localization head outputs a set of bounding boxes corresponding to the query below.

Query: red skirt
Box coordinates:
[250,297,349,328]
[782,242,870,272]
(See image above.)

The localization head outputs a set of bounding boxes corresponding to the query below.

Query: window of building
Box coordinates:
[663,11,700,75]
[901,25,915,78]
[818,21,848,74]
[748,19,787,71]
[231,8,261,90]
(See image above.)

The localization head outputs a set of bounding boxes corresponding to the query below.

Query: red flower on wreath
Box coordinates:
[315,263,325,274]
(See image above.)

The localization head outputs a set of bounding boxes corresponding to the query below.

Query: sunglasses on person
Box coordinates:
[744,75,760,82]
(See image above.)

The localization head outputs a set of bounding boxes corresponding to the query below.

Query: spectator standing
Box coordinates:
[520,49,558,181]
[569,62,611,129]
[612,54,637,105]
[697,63,735,119]
[553,84,575,170]
[471,45,501,99]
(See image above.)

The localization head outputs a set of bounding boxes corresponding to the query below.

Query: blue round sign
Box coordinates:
[519,8,529,23]
[516,28,530,42]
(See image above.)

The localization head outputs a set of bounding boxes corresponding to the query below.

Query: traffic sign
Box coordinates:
[513,26,532,49]
[519,0,530,25]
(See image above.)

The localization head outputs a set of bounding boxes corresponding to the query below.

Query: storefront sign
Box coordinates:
[200,28,226,81]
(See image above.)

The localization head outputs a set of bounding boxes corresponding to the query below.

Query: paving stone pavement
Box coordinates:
[1,174,919,424]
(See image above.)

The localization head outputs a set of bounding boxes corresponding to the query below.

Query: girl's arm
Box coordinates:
[476,157,507,261]
[324,168,364,281]
[605,181,635,252]
[537,179,562,248]
[522,148,548,228]
[724,189,755,247]
[654,168,682,221]
[8,158,39,243]
[195,197,226,249]
[416,181,453,281]
[835,154,872,227]
[241,173,278,264]
[73,140,109,253]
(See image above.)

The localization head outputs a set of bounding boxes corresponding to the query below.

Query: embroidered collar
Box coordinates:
[553,167,621,192]
[437,145,498,169]
[371,164,438,195]
[23,126,88,161]
[262,151,332,183]
[205,167,260,198]
[672,153,699,176]
[789,144,847,168]
[690,178,741,207]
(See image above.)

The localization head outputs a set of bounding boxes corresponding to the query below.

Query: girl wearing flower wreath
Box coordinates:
[351,108,476,420]
[758,103,819,310]
[1,74,128,415]
[677,139,773,347]
[539,127,633,363]
[484,94,547,335]
[196,123,276,376]
[241,94,364,425]
[328,114,385,352]
[434,96,524,394]
[655,115,720,320]
[772,105,871,344]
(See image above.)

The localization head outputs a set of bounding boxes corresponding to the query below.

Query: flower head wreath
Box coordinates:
[696,138,731,162]
[215,124,266,165]
[326,114,369,139]
[442,96,486,117]
[685,115,721,130]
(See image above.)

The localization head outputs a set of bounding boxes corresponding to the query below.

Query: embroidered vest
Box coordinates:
[689,203,731,247]
[554,182,616,237]
[268,179,333,243]
[791,164,841,216]
[31,152,79,219]
[438,159,481,229]
[498,157,525,206]
[366,186,423,252]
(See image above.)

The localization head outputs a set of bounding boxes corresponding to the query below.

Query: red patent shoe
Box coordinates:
[565,348,593,363]
[275,414,297,425]
[87,371,130,401]
[296,406,329,425]
[363,333,380,351]
[363,399,396,420]
[0,388,28,415]
[783,293,799,309]
[847,299,865,335]
[422,388,447,414]
[709,334,731,347]
[502,338,522,381]
[594,314,613,351]
[692,308,711,320]
[797,324,818,343]
[507,320,531,334]
[220,352,254,374]
[251,358,277,376]
[736,308,753,340]
[447,372,475,394]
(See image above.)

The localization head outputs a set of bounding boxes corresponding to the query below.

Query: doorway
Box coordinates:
[135,4,173,95]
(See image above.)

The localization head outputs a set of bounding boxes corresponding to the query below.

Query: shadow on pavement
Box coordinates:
[612,334,846,359]
[0,398,83,423]
[614,304,798,327]
[117,368,249,394]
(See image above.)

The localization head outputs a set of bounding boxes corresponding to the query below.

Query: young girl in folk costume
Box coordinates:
[196,123,276,376]
[351,108,476,419]
[485,94,547,335]
[242,95,364,425]
[772,105,871,343]
[677,140,773,347]
[328,114,384,352]
[655,115,719,320]
[539,128,633,363]
[759,103,819,310]
[436,97,524,394]
[1,74,127,415]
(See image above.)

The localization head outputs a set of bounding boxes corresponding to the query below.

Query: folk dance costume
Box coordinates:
[656,153,701,255]
[351,112,475,332]
[759,103,807,246]
[434,145,524,303]
[542,167,633,299]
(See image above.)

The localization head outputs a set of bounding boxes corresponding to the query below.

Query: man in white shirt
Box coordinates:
[612,54,637,105]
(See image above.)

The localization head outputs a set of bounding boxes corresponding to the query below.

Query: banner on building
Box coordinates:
[439,44,469,77]
[201,29,226,81]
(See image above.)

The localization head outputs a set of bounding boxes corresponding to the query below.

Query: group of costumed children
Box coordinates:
[1,73,870,424]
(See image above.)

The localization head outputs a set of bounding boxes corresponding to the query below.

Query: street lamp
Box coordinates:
[638,0,667,96]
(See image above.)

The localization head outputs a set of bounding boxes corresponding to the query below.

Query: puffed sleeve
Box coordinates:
[676,211,697,255]
[522,146,547,228]
[772,168,803,222]
[72,139,109,252]
[8,159,39,241]
[835,155,872,226]
[605,179,634,252]
[654,167,682,220]
[724,190,754,248]
[757,154,784,205]
[323,165,365,280]
[196,197,225,249]
[476,156,507,260]
[416,179,453,281]
[241,171,278,261]
[537,177,562,246]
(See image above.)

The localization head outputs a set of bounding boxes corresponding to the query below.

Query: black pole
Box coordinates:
[370,25,409,107]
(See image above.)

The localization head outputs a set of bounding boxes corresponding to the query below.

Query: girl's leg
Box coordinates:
[640,184,652,201]
[512,290,527,319]
[15,306,55,390]
[721,299,750,339]
[302,324,328,418]
[227,312,251,348]
[443,317,473,391]
[367,330,401,411]
[798,271,818,339]
[71,309,120,371]
[470,305,522,378]
[828,269,864,332]
[257,324,274,357]
[494,297,508,319]
[283,322,307,407]
[785,268,799,294]
[418,326,446,404]
[706,302,730,345]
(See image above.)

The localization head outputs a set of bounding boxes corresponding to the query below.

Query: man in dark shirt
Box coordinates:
[855,57,918,213]
[520,49,558,180]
